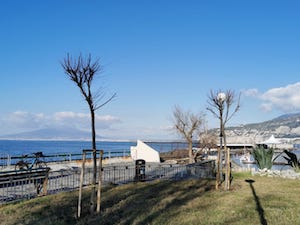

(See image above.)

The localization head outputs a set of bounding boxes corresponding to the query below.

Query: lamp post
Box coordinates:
[208,89,240,190]
[217,92,226,183]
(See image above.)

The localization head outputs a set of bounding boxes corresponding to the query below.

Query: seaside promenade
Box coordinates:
[0,157,215,205]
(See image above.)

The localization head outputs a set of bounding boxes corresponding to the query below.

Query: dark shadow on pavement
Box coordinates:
[245,179,267,225]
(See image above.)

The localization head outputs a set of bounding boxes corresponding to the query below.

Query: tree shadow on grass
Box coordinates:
[245,179,267,225]
[137,180,214,225]
[93,179,214,225]
[3,179,214,225]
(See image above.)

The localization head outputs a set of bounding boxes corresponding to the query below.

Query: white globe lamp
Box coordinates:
[217,92,226,103]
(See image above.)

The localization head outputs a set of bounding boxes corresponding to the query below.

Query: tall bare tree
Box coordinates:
[173,105,204,163]
[207,90,240,190]
[62,53,116,213]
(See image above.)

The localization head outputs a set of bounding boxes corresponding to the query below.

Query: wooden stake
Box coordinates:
[42,168,49,196]
[78,151,86,218]
[96,150,103,213]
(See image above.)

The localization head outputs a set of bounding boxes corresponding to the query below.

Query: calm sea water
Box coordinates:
[1,140,298,170]
[0,140,187,156]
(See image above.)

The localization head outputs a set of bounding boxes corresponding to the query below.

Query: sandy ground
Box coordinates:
[0,157,135,173]
[47,156,135,171]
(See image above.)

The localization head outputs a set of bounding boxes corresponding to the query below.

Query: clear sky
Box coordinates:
[0,1,300,140]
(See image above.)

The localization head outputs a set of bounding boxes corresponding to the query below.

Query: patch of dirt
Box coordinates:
[160,149,189,164]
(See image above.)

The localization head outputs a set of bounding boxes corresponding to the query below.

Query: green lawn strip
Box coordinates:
[0,173,299,225]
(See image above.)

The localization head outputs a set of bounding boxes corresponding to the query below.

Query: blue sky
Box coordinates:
[0,1,300,140]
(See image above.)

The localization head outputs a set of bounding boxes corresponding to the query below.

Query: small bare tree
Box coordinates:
[194,132,217,162]
[62,53,116,213]
[207,90,240,190]
[197,131,217,158]
[173,105,204,163]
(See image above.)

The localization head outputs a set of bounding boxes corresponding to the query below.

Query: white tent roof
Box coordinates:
[263,135,281,144]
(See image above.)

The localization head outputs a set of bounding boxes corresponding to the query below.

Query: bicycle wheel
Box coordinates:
[15,160,29,171]
[35,160,47,168]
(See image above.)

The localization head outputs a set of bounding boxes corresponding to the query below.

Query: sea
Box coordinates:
[0,140,299,171]
[0,140,187,163]
[0,140,136,156]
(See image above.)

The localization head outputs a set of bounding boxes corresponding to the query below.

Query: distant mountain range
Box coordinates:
[0,128,104,141]
[2,112,300,142]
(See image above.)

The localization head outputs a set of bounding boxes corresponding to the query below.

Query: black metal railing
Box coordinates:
[0,160,215,205]
[0,151,131,168]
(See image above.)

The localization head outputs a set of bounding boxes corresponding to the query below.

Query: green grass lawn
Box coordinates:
[1,172,299,225]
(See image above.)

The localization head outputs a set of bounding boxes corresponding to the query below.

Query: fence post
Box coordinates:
[7,154,11,167]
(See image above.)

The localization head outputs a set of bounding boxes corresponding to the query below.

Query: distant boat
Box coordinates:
[239,153,254,164]
[241,159,255,164]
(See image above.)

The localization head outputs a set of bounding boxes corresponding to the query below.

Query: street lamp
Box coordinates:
[217,92,226,182]
[217,92,226,103]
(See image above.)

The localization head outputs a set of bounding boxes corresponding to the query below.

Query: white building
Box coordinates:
[130,140,160,162]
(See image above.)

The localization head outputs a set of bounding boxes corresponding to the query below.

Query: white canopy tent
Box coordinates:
[262,135,281,148]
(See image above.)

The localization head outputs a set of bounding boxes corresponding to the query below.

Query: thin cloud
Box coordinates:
[5,111,47,130]
[242,88,259,97]
[0,111,121,134]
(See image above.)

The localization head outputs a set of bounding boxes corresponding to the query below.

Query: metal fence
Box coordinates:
[0,151,131,168]
[0,160,215,205]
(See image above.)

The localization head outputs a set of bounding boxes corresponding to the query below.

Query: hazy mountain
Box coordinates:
[0,128,104,140]
[2,113,300,142]
[212,112,300,143]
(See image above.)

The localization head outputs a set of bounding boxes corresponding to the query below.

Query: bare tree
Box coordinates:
[194,131,217,162]
[173,105,204,163]
[62,53,116,213]
[197,131,217,158]
[207,90,240,190]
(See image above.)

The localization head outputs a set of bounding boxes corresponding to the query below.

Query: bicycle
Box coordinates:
[15,152,48,195]
[15,152,48,171]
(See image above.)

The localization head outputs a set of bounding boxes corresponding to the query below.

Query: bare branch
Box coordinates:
[224,90,241,125]
[61,53,116,112]
[172,105,204,163]
[206,89,241,126]
[94,93,117,111]
[206,90,222,119]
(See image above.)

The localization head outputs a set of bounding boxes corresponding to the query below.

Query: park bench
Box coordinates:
[0,167,50,196]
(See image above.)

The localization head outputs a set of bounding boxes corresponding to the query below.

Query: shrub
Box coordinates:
[283,150,300,172]
[253,147,274,170]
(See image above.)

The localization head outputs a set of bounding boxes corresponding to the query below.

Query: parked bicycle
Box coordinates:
[14,152,49,195]
[15,152,48,171]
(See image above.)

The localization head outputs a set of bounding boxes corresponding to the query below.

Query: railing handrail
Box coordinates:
[0,162,215,205]
[0,151,131,167]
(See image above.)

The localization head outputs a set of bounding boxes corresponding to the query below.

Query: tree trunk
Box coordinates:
[215,145,221,190]
[188,140,194,164]
[90,107,97,214]
[224,134,231,191]
[216,117,224,190]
